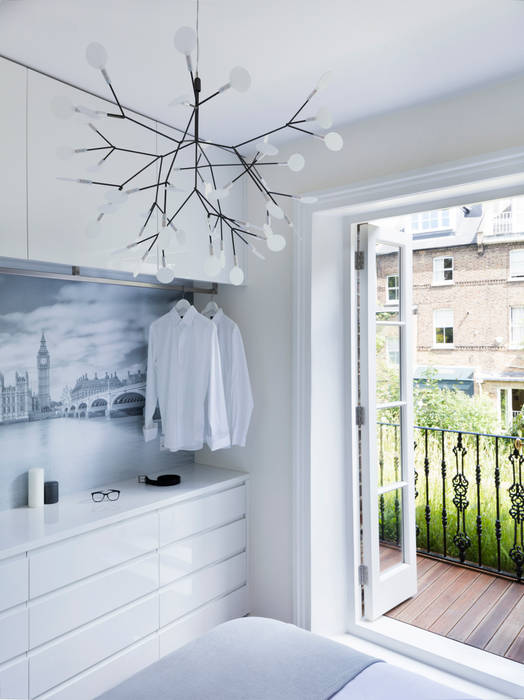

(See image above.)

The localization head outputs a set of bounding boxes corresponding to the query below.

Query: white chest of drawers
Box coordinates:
[0,465,249,700]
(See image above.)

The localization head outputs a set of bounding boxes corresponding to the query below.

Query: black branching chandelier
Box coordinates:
[54,1,343,284]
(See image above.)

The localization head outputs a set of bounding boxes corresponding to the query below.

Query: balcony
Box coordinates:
[378,422,524,663]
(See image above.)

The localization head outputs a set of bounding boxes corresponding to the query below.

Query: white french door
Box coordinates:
[357,222,417,620]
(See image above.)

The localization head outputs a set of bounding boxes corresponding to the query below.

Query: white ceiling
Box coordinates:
[1,0,524,146]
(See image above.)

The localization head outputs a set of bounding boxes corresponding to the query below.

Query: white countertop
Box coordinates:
[0,463,248,561]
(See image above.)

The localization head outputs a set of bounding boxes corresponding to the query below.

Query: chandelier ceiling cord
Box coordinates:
[54,0,343,285]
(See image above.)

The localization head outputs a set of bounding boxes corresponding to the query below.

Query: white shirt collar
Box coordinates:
[170,304,197,326]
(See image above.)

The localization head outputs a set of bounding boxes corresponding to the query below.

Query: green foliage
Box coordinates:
[376,366,520,576]
[414,368,500,434]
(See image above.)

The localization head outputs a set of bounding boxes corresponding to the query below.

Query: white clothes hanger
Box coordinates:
[202,301,219,319]
[174,298,191,318]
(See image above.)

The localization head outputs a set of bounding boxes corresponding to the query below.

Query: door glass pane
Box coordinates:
[377,407,401,487]
[376,244,400,310]
[376,325,400,403]
[377,309,400,323]
[379,488,403,572]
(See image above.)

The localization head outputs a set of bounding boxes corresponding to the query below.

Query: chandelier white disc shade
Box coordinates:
[54,5,343,285]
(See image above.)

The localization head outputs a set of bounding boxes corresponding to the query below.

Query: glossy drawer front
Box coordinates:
[29,595,158,697]
[30,513,157,598]
[159,585,248,658]
[0,606,28,665]
[160,552,247,627]
[0,555,28,613]
[0,656,28,700]
[36,635,158,700]
[159,485,246,546]
[160,519,246,586]
[30,553,159,648]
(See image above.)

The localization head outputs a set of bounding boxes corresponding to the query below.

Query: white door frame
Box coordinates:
[292,145,524,696]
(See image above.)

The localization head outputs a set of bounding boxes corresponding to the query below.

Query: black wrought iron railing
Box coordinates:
[378,422,524,582]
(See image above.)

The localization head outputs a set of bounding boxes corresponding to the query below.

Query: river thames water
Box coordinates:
[0,415,191,510]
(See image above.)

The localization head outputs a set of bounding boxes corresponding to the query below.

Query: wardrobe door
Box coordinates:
[27,71,158,273]
[0,58,27,260]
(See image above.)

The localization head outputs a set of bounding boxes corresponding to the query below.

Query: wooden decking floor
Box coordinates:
[384,550,524,663]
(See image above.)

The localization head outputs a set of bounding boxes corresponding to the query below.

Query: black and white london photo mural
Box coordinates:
[0,273,189,510]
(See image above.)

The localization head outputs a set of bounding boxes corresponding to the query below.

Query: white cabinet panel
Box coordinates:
[36,635,157,700]
[0,58,27,260]
[159,552,247,626]
[0,655,28,700]
[0,605,28,665]
[159,585,248,658]
[27,72,159,274]
[30,552,158,647]
[159,485,246,546]
[29,594,158,697]
[0,554,28,613]
[29,513,157,598]
[160,518,246,586]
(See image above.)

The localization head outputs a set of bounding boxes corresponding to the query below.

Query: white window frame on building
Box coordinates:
[386,274,399,303]
[433,256,454,285]
[493,204,512,234]
[411,208,452,234]
[499,386,524,425]
[510,306,524,348]
[434,308,454,347]
[386,335,400,365]
[499,388,510,427]
[509,249,524,281]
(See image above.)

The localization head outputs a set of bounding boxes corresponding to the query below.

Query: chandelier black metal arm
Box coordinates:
[56,13,342,283]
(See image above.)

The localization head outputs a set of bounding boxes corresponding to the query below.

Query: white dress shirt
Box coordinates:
[209,308,253,447]
[143,305,230,452]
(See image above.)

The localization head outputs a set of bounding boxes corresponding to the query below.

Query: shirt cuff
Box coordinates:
[143,423,158,442]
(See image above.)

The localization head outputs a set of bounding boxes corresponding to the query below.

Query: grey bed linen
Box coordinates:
[332,663,474,699]
[97,617,379,700]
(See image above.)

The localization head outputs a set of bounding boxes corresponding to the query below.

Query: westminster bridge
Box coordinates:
[62,381,146,418]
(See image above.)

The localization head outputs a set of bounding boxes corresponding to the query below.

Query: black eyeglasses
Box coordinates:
[91,489,120,503]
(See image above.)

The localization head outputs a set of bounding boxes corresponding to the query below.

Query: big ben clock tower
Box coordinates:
[37,331,51,410]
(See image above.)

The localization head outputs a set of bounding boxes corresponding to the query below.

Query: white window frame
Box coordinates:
[410,208,453,234]
[386,274,399,304]
[433,308,454,347]
[432,256,454,285]
[510,306,524,348]
[292,147,524,697]
[509,249,524,281]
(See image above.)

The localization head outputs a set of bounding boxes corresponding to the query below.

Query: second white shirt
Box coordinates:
[210,308,253,447]
[144,305,230,452]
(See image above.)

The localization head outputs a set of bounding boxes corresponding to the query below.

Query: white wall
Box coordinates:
[196,72,524,622]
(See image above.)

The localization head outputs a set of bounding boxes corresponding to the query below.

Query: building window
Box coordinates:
[509,250,524,280]
[411,208,451,233]
[493,205,512,235]
[510,307,524,347]
[386,274,399,302]
[433,256,453,284]
[386,336,400,365]
[434,309,454,346]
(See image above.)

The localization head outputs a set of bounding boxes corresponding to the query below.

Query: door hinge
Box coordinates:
[354,250,365,270]
[358,564,368,586]
[355,405,365,426]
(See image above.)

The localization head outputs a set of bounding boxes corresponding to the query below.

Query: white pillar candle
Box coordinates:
[28,468,44,508]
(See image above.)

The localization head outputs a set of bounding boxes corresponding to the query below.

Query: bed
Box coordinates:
[97,617,473,700]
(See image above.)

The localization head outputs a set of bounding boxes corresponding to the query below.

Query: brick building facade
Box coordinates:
[376,198,524,426]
